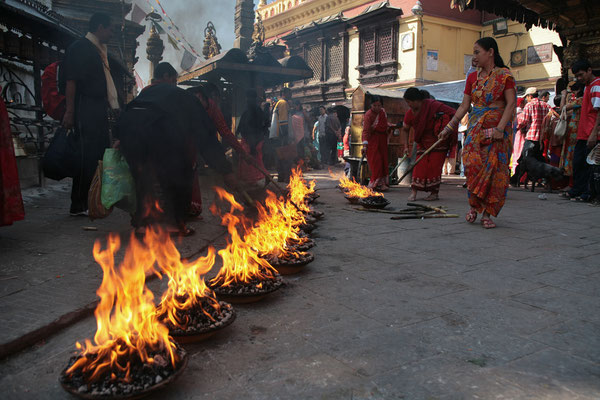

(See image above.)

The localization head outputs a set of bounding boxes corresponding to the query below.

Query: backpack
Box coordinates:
[41,61,66,121]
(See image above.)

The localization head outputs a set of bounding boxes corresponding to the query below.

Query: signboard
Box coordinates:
[426,50,438,71]
[527,43,553,65]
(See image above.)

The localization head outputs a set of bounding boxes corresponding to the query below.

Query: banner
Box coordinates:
[180,49,196,71]
[130,3,146,24]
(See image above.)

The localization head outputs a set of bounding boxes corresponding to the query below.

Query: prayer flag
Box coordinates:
[130,3,146,24]
[152,21,165,34]
[167,34,179,50]
[180,50,196,71]
[134,70,145,90]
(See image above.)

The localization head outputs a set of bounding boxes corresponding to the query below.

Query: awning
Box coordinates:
[178,48,313,87]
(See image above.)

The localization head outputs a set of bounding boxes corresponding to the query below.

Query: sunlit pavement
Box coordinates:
[1,171,599,399]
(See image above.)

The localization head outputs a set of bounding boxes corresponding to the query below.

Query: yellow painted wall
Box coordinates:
[398,18,419,83]
[348,30,360,88]
[420,16,481,83]
[481,21,562,89]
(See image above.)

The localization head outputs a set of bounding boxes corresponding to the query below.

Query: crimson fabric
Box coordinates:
[238,139,265,183]
[362,108,388,142]
[41,61,66,121]
[412,151,445,192]
[206,99,245,154]
[0,93,25,226]
[464,70,515,95]
[366,132,388,187]
[412,99,457,150]
[577,77,600,141]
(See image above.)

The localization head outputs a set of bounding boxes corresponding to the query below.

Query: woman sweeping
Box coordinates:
[402,88,457,201]
[440,37,516,228]
[362,96,391,191]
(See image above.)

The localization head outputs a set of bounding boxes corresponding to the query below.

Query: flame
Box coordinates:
[66,233,178,383]
[287,166,315,213]
[245,190,307,260]
[145,228,222,331]
[209,187,278,288]
[338,176,383,198]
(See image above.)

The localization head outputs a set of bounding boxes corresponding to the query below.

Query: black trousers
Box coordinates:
[70,96,110,213]
[118,108,193,229]
[569,140,591,198]
[319,134,337,165]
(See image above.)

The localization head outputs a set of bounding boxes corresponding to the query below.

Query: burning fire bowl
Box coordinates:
[266,252,314,275]
[167,301,236,344]
[305,192,320,204]
[359,196,390,209]
[344,194,361,204]
[60,344,188,400]
[210,275,284,304]
[307,210,324,220]
[287,237,315,252]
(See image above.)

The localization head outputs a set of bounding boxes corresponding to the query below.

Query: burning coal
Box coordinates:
[62,233,183,394]
[209,187,280,293]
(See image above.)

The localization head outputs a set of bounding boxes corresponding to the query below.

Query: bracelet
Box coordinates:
[494,127,503,133]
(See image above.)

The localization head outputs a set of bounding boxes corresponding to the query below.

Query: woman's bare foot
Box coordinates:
[424,192,439,201]
[407,190,417,201]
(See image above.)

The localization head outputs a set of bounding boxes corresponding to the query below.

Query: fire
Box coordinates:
[209,187,278,288]
[146,228,222,330]
[287,166,315,213]
[66,234,178,383]
[245,190,307,259]
[338,176,383,198]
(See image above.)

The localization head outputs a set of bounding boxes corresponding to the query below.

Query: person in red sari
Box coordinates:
[361,96,391,191]
[402,88,457,201]
[440,37,516,229]
[0,91,25,226]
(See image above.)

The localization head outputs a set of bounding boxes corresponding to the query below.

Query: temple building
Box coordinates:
[257,0,564,105]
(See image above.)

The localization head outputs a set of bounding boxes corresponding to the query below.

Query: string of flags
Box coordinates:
[129,0,199,71]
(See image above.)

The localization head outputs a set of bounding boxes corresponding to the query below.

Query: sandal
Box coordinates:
[465,209,477,223]
[481,217,496,229]
[559,192,573,199]
[407,194,417,201]
[424,193,439,201]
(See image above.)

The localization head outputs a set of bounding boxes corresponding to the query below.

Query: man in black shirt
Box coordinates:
[116,63,234,236]
[62,13,119,216]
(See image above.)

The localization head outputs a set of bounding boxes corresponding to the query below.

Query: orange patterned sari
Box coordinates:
[463,68,515,217]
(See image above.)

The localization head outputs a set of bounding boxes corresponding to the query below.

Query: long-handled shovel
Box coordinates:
[397,137,445,184]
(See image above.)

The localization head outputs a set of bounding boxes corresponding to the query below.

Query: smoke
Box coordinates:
[129,0,236,85]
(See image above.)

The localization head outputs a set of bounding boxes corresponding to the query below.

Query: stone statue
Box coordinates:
[202,22,222,60]
[252,13,265,46]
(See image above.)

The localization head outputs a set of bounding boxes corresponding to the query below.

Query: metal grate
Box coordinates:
[307,43,322,82]
[326,37,344,80]
[361,30,375,65]
[379,26,393,61]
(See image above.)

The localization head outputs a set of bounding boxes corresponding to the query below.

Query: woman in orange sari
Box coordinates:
[440,37,516,228]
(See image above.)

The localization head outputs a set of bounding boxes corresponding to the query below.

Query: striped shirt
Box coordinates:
[518,98,552,141]
[577,77,600,140]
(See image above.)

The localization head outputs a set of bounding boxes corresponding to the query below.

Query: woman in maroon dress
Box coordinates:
[0,91,25,226]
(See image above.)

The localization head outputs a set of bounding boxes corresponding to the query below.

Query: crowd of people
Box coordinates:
[1,14,598,232]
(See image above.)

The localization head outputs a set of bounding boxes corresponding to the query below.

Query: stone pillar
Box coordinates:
[234,0,255,53]
[146,24,164,79]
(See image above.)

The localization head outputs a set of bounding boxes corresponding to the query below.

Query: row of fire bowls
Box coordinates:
[339,189,390,209]
[60,195,323,399]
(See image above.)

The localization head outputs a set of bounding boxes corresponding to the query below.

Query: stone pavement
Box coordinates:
[0,175,228,355]
[1,171,599,399]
